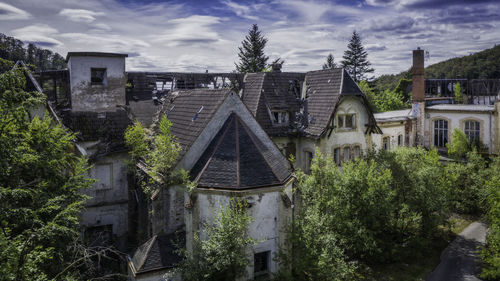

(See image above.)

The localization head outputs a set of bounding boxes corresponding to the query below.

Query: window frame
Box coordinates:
[464,120,481,144]
[433,119,449,148]
[254,251,270,277]
[336,113,357,131]
[271,110,289,126]
[90,67,107,86]
[382,136,390,151]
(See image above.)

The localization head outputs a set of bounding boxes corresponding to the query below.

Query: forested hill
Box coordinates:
[0,33,66,72]
[373,44,500,92]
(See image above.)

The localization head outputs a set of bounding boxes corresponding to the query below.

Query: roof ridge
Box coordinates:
[138,235,157,271]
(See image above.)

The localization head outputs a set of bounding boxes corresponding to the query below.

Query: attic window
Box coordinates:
[192,106,204,121]
[337,113,356,131]
[271,111,289,126]
[91,68,107,85]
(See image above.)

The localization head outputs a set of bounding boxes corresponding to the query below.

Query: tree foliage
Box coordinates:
[235,24,269,73]
[454,82,466,104]
[178,199,256,281]
[358,80,410,112]
[322,53,336,70]
[341,31,374,82]
[446,128,470,159]
[0,33,66,71]
[0,68,93,280]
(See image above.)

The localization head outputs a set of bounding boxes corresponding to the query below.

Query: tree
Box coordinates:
[322,53,336,70]
[358,80,377,111]
[0,68,94,279]
[341,31,374,82]
[235,24,269,73]
[446,128,470,159]
[178,198,256,281]
[454,82,466,104]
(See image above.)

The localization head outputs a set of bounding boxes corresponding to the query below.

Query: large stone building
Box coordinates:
[32,49,499,280]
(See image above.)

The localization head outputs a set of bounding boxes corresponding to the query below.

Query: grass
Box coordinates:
[363,214,475,281]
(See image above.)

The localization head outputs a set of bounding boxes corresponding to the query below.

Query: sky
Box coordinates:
[1,0,499,76]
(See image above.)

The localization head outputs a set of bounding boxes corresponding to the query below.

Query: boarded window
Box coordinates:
[91,68,106,85]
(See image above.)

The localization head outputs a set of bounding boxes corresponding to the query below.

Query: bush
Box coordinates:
[481,158,500,279]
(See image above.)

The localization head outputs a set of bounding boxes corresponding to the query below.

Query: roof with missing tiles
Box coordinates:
[156,89,231,158]
[190,113,291,190]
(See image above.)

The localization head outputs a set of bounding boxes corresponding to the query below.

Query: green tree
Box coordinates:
[235,24,269,73]
[358,80,378,111]
[454,82,466,104]
[341,31,374,82]
[0,68,93,280]
[322,53,336,70]
[446,128,470,159]
[179,199,256,281]
[375,89,409,112]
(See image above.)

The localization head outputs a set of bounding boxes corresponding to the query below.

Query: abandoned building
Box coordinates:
[27,48,499,280]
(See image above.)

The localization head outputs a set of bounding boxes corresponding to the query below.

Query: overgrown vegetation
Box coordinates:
[358,80,411,112]
[0,66,104,279]
[177,198,256,281]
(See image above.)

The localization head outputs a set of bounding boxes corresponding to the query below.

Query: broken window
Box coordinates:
[434,119,448,148]
[91,68,107,85]
[333,148,340,165]
[383,136,390,151]
[337,114,356,130]
[271,111,289,125]
[343,147,350,162]
[464,120,480,144]
[254,251,270,278]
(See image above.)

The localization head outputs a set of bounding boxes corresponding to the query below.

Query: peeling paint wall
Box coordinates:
[185,184,293,280]
[68,56,126,112]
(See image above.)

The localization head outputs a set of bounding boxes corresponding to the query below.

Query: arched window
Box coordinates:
[434,119,448,147]
[464,120,480,144]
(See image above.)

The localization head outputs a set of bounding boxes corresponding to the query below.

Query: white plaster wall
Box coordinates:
[68,56,126,112]
[185,184,293,280]
[424,110,493,152]
[372,123,407,151]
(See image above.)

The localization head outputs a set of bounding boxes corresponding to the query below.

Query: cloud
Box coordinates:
[153,15,224,46]
[11,24,63,47]
[220,0,260,20]
[0,3,31,20]
[368,17,415,32]
[366,43,387,51]
[59,9,104,23]
[59,32,150,52]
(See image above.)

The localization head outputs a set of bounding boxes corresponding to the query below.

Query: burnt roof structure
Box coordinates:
[190,113,291,190]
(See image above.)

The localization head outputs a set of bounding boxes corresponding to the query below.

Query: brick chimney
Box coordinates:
[412,48,425,146]
[412,48,425,102]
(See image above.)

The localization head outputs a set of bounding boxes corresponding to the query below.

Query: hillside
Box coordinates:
[374,44,500,92]
[0,33,66,72]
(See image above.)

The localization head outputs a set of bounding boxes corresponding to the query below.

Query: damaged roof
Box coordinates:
[60,109,132,156]
[156,89,230,158]
[130,232,185,275]
[241,72,305,137]
[190,113,292,190]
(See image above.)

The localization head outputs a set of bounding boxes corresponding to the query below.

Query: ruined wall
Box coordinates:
[151,185,186,236]
[185,183,293,280]
[79,152,129,250]
[68,56,126,112]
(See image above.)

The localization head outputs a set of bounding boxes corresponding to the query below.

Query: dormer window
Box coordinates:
[271,110,289,125]
[337,113,356,130]
[91,68,107,85]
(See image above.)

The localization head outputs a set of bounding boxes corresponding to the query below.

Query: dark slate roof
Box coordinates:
[66,52,128,61]
[190,113,291,190]
[304,68,373,137]
[60,109,132,155]
[156,89,230,158]
[131,232,185,275]
[241,72,305,137]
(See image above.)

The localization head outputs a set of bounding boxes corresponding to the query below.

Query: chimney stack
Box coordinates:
[412,48,425,102]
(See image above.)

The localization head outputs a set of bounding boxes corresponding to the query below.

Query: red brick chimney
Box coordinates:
[412,48,425,102]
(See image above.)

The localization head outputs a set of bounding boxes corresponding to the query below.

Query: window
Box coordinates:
[383,136,390,150]
[305,151,313,173]
[337,113,356,130]
[397,134,403,146]
[254,251,270,278]
[353,146,361,159]
[343,147,350,162]
[464,120,480,144]
[92,163,113,190]
[333,148,340,165]
[434,119,448,147]
[85,225,113,247]
[271,111,289,125]
[91,68,106,85]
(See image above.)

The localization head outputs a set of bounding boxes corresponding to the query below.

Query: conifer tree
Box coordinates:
[322,53,336,69]
[235,24,269,73]
[341,31,374,82]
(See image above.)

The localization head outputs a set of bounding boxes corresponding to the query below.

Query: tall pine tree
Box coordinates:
[341,31,374,82]
[235,24,269,73]
[322,53,336,70]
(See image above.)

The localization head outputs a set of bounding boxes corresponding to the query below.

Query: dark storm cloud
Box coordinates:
[366,45,387,51]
